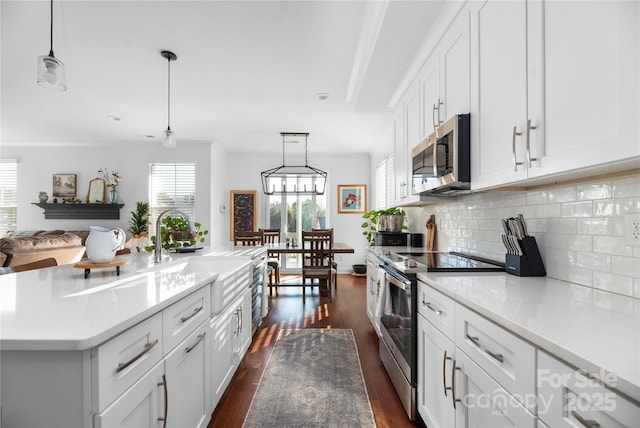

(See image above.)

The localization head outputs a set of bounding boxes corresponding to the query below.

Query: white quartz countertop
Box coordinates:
[416,271,640,403]
[0,248,253,351]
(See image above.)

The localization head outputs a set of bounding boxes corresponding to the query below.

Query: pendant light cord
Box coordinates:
[48,0,54,56]
[167,56,171,131]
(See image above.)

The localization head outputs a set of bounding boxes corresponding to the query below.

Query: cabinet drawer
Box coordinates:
[94,312,163,412]
[418,281,456,339]
[455,304,535,410]
[163,285,210,353]
[538,351,640,428]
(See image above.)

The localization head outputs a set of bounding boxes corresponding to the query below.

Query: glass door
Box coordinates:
[266,178,327,272]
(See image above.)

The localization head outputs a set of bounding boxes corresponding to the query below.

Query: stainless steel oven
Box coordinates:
[379,262,418,421]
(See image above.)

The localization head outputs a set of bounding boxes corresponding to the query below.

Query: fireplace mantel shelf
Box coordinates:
[32,203,125,220]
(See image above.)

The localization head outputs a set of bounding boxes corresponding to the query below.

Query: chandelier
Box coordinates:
[261,133,327,195]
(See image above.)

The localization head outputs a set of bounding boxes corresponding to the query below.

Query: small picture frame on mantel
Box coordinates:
[87,178,106,203]
[52,174,77,198]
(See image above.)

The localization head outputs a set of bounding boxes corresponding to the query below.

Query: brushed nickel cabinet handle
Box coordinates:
[571,411,600,428]
[512,126,523,171]
[451,359,461,409]
[436,98,443,127]
[157,374,168,428]
[443,350,452,397]
[116,338,159,373]
[180,305,203,323]
[526,119,538,167]
[424,301,443,316]
[184,333,206,354]
[433,103,439,130]
[467,334,504,363]
[238,307,243,333]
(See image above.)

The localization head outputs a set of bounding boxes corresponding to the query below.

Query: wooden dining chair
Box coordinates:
[312,228,338,289]
[259,228,281,295]
[301,230,336,302]
[0,257,58,275]
[234,230,264,246]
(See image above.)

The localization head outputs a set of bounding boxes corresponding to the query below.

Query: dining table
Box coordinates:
[264,242,354,297]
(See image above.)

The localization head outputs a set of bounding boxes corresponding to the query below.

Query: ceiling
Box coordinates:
[1,1,444,155]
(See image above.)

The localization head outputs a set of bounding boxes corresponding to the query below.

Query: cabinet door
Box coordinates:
[210,305,237,407]
[470,0,528,190]
[527,0,640,178]
[393,106,406,205]
[404,86,422,204]
[235,288,253,360]
[417,314,456,428]
[454,351,536,428]
[95,362,164,428]
[420,54,441,137]
[440,6,471,120]
[164,322,210,428]
[366,260,379,334]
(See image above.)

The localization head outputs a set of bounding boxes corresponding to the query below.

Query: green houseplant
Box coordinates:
[361,207,406,246]
[129,201,150,238]
[147,216,209,251]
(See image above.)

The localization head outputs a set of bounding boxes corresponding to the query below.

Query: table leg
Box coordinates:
[84,268,90,279]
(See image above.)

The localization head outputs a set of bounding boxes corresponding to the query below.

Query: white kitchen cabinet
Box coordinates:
[393,80,422,206]
[366,252,380,336]
[164,322,210,428]
[417,312,456,428]
[454,350,537,428]
[210,287,252,409]
[420,4,471,138]
[471,0,640,191]
[537,351,640,428]
[94,361,165,428]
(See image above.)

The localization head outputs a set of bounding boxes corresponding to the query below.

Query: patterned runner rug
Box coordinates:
[243,328,376,427]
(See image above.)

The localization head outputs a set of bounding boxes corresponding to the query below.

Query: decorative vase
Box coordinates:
[38,191,49,203]
[85,226,126,263]
[109,187,118,204]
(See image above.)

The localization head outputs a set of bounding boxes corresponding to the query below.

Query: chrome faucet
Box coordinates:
[154,209,196,263]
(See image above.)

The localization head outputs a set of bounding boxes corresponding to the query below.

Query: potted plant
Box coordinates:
[361,207,407,246]
[129,202,150,238]
[147,216,209,251]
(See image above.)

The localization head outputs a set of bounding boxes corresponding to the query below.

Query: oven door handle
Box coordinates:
[381,266,411,291]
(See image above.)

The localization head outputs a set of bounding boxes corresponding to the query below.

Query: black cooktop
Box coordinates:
[393,251,504,272]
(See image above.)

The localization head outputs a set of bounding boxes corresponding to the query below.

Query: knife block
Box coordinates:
[504,236,546,277]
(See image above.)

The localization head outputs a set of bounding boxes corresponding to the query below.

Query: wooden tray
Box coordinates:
[74,258,128,279]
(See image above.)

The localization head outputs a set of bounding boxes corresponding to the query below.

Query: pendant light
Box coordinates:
[161,50,177,148]
[261,133,328,195]
[37,0,66,91]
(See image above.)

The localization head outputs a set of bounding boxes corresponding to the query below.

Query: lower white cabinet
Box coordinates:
[365,252,380,336]
[537,351,640,428]
[210,287,252,409]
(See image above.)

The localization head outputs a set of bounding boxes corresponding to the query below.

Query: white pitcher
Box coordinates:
[85,226,126,263]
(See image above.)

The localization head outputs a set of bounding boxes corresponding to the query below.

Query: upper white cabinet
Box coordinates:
[471,0,640,191]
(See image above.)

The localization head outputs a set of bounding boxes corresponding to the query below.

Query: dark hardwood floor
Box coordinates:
[207,274,420,428]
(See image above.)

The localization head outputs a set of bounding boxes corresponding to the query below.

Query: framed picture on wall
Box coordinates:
[52,174,77,197]
[337,184,366,214]
[230,190,257,240]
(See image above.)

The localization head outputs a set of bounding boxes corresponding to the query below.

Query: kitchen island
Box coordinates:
[0,248,256,428]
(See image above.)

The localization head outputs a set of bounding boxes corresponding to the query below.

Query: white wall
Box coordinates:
[2,142,372,272]
[2,142,212,239]
[224,151,372,271]
[403,172,640,299]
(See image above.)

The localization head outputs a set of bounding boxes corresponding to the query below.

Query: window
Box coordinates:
[375,154,394,209]
[149,163,196,236]
[0,159,18,236]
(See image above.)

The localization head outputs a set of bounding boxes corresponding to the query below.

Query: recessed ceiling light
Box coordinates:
[107,115,121,121]
[315,92,329,100]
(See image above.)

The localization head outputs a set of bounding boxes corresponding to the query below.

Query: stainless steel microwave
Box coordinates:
[411,113,470,195]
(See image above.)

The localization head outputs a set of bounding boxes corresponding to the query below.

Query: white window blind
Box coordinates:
[374,154,394,210]
[0,159,18,235]
[149,163,196,236]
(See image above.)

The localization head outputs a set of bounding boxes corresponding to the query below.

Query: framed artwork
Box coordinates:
[230,190,257,240]
[337,184,366,214]
[52,174,77,197]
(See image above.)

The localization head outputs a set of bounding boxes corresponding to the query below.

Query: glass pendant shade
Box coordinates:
[162,128,176,148]
[37,55,66,91]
